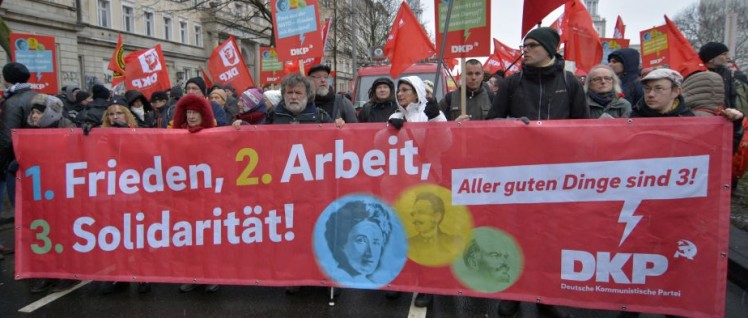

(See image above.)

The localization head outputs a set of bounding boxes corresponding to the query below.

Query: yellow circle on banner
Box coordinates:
[394,184,473,267]
[27,38,38,50]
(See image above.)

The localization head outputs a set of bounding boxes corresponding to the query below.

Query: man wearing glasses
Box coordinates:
[490,27,587,318]
[630,68,693,117]
[487,27,589,121]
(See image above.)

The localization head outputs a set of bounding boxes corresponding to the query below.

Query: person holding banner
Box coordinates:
[438,59,494,121]
[75,84,112,128]
[387,76,447,129]
[231,88,267,128]
[357,78,398,123]
[583,64,632,118]
[608,48,645,106]
[487,27,585,318]
[149,91,170,128]
[171,93,218,134]
[101,104,138,128]
[307,64,357,127]
[265,74,333,125]
[1,62,36,209]
[487,27,588,122]
[630,68,696,118]
[181,77,227,127]
[124,90,156,128]
[24,94,79,293]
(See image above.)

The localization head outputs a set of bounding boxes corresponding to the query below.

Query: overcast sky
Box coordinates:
[421,0,700,50]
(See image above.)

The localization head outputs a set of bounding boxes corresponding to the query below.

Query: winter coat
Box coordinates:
[708,65,748,108]
[630,95,694,117]
[124,90,156,128]
[682,71,725,115]
[172,94,217,132]
[266,101,333,125]
[358,99,398,123]
[389,76,447,123]
[587,94,632,118]
[487,54,589,120]
[608,48,645,106]
[438,83,494,120]
[0,85,37,172]
[314,90,358,123]
[75,97,111,127]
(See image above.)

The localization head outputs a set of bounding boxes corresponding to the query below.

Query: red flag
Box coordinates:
[549,12,567,42]
[321,18,332,52]
[108,34,126,86]
[445,58,459,70]
[664,15,706,77]
[614,16,626,39]
[562,0,602,74]
[208,36,256,92]
[384,2,435,78]
[200,67,214,89]
[522,0,566,36]
[124,45,171,99]
[485,39,523,76]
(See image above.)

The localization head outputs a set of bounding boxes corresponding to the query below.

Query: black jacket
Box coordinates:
[76,98,111,127]
[609,48,645,106]
[487,55,589,120]
[314,90,358,123]
[265,101,333,124]
[630,95,694,117]
[0,86,37,172]
[358,99,398,123]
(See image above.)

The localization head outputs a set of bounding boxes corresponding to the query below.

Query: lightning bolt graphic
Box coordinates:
[618,200,642,247]
[464,28,471,40]
[299,33,305,45]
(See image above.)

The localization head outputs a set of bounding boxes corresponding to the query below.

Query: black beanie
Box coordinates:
[524,27,560,58]
[2,62,31,84]
[699,42,729,64]
[185,77,207,96]
[92,84,110,100]
[75,91,91,103]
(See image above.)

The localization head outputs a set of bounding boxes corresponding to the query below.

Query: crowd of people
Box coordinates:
[0,26,746,317]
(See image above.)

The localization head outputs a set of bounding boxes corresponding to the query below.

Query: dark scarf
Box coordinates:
[589,91,615,107]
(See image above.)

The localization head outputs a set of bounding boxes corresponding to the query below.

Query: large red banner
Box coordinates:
[124,45,171,100]
[208,36,256,92]
[434,0,491,58]
[13,119,730,317]
[9,32,58,94]
[271,0,324,62]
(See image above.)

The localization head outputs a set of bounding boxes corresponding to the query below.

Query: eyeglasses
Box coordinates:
[591,76,614,83]
[643,86,673,94]
[520,43,542,50]
[397,88,413,94]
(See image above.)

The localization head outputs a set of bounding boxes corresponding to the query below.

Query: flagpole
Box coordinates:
[433,0,455,97]
[299,59,305,75]
[460,58,466,116]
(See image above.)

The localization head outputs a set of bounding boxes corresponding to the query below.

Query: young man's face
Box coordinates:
[522,39,551,67]
[464,63,484,91]
[608,58,624,75]
[643,79,680,113]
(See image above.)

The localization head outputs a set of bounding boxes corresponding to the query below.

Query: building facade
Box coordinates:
[584,0,606,37]
[0,0,269,92]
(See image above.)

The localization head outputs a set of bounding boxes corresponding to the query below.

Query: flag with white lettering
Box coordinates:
[124,45,171,99]
[208,36,256,92]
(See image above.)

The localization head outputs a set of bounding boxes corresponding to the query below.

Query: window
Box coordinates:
[180,21,187,44]
[144,11,154,36]
[194,25,203,47]
[164,16,172,40]
[97,0,111,27]
[122,5,134,32]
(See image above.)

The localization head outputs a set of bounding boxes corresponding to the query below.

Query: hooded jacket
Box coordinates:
[359,78,397,123]
[389,76,447,123]
[609,48,644,106]
[172,94,217,132]
[631,95,694,117]
[682,71,725,115]
[124,90,156,128]
[487,54,589,120]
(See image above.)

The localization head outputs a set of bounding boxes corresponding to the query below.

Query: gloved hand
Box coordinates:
[388,118,404,130]
[82,123,93,136]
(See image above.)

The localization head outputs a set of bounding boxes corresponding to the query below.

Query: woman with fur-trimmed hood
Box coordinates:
[171,94,216,132]
[387,76,446,128]
[27,94,76,128]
